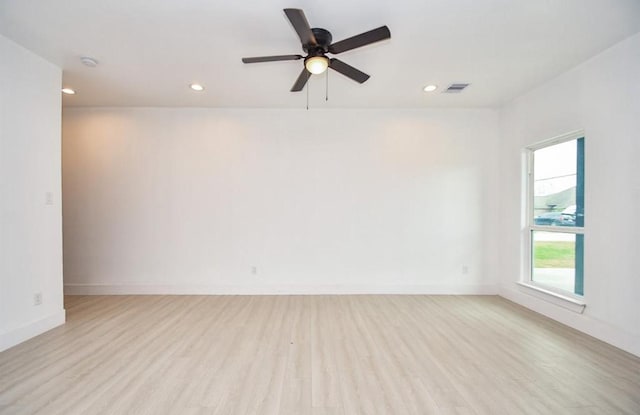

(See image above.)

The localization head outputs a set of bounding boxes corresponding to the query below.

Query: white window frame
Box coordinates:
[524,130,585,300]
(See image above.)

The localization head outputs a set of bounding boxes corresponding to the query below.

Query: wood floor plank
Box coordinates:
[1,295,639,414]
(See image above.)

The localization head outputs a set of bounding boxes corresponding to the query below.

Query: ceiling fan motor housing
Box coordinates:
[303,28,332,54]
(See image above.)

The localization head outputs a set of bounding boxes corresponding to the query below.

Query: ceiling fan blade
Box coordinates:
[242,55,303,64]
[328,26,390,54]
[284,8,317,46]
[291,68,311,92]
[329,59,370,83]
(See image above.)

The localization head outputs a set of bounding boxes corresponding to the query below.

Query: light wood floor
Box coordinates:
[1,296,639,414]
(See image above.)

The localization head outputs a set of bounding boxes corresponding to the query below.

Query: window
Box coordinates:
[527,132,584,296]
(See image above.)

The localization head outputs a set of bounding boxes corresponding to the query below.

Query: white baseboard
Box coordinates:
[64,282,498,296]
[500,285,640,358]
[0,309,66,352]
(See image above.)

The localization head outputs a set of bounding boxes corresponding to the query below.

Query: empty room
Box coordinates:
[1,0,639,414]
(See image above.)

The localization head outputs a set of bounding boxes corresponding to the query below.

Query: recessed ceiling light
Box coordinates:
[423,85,438,92]
[61,88,76,95]
[190,84,205,91]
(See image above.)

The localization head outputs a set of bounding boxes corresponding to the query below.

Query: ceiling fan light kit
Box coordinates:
[242,8,390,93]
[305,56,329,74]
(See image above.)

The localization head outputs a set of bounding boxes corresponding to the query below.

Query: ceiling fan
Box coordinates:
[242,8,391,92]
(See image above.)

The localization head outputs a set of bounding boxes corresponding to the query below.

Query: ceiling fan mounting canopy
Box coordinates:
[241,8,391,92]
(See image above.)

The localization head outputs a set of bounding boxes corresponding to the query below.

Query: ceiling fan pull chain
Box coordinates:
[306,80,309,110]
[326,69,329,101]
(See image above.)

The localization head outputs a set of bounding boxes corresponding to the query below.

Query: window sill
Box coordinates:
[516,282,586,314]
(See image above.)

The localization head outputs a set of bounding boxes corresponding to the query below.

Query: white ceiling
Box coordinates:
[1,0,639,108]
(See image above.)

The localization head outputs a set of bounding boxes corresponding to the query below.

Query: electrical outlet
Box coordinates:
[45,192,54,205]
[251,266,257,275]
[34,292,42,306]
[462,265,469,275]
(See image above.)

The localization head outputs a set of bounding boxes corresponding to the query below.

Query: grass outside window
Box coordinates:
[533,241,575,268]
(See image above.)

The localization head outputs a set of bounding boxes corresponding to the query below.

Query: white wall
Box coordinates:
[499,33,640,356]
[0,35,64,351]
[62,108,500,294]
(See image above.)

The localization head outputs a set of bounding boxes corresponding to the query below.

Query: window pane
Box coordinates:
[532,231,579,294]
[533,140,580,227]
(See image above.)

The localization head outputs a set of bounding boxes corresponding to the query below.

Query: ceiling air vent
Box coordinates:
[443,83,470,93]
